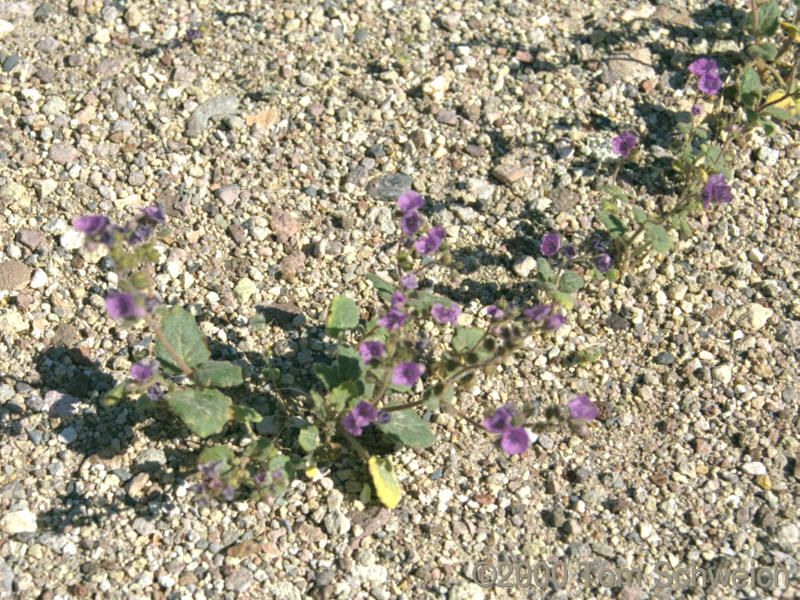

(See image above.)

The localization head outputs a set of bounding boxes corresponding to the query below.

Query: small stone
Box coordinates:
[439,12,461,32]
[512,255,535,278]
[742,461,767,476]
[269,208,301,244]
[41,97,67,117]
[185,95,239,138]
[0,20,13,39]
[435,109,457,125]
[226,541,260,558]
[92,27,110,43]
[365,173,413,201]
[59,426,77,444]
[125,4,142,27]
[48,143,80,164]
[740,302,773,330]
[573,467,591,483]
[366,144,386,159]
[711,364,732,385]
[17,230,45,250]
[537,434,554,450]
[135,448,167,468]
[0,260,31,290]
[0,557,12,597]
[491,165,526,185]
[777,523,799,550]
[754,474,771,490]
[654,351,675,365]
[225,567,253,592]
[37,178,57,199]
[214,184,240,206]
[1,509,37,534]
[448,582,484,600]
[29,269,47,289]
[234,278,257,303]
[2,54,19,73]
[323,509,350,536]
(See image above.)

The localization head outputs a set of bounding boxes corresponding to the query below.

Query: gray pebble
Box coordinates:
[135,448,167,468]
[365,173,412,201]
[654,351,675,365]
[185,95,239,138]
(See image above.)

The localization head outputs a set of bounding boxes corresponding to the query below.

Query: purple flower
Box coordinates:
[702,173,732,208]
[73,215,110,236]
[400,273,418,290]
[500,427,530,455]
[485,305,505,319]
[698,71,722,96]
[358,340,385,363]
[611,132,637,157]
[688,58,717,77]
[390,291,406,310]
[342,401,380,436]
[522,304,551,323]
[199,460,222,478]
[376,410,391,424]
[105,292,146,319]
[539,232,561,256]
[561,244,577,259]
[147,385,164,402]
[592,237,608,253]
[400,210,421,236]
[140,205,165,223]
[414,227,446,255]
[128,224,152,245]
[391,362,425,387]
[253,472,267,486]
[568,394,598,420]
[544,313,565,331]
[397,190,423,212]
[593,254,612,273]
[185,28,202,41]
[341,412,363,436]
[431,303,460,326]
[221,486,235,501]
[482,405,515,434]
[377,309,409,331]
[691,104,703,117]
[130,360,157,382]
[351,401,378,426]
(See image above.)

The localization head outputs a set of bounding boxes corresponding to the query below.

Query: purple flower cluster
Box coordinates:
[194,460,234,504]
[702,173,732,208]
[611,132,637,157]
[341,401,391,436]
[397,190,423,236]
[522,304,564,330]
[105,292,146,320]
[567,394,598,420]
[431,303,460,326]
[358,340,386,363]
[688,58,722,96]
[130,360,157,382]
[72,204,165,249]
[482,405,529,455]
[392,362,425,387]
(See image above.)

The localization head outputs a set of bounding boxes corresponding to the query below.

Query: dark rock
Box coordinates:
[2,55,19,73]
[654,351,675,365]
[605,313,630,330]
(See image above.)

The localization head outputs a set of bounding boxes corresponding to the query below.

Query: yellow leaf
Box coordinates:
[781,21,800,43]
[368,456,401,509]
[765,90,799,116]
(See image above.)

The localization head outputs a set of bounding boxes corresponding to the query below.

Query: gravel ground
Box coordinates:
[0,0,799,598]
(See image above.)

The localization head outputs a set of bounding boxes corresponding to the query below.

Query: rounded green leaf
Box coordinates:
[194,361,243,387]
[298,425,320,452]
[326,296,359,337]
[155,307,210,373]
[198,445,235,470]
[378,409,435,448]
[559,271,584,294]
[644,223,672,254]
[166,388,231,438]
[368,456,401,509]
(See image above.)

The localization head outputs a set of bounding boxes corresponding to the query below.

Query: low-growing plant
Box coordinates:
[71,0,800,510]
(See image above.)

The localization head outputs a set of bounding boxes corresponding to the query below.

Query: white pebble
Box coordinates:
[30,269,47,289]
[60,230,85,250]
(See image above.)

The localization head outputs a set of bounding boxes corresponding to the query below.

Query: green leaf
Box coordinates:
[329,381,362,412]
[606,267,620,282]
[409,290,454,311]
[368,456,401,509]
[314,363,340,392]
[536,257,555,283]
[422,382,454,411]
[101,382,127,407]
[193,360,243,387]
[379,409,435,448]
[740,66,762,107]
[326,296,360,337]
[632,206,648,224]
[747,41,778,61]
[337,346,363,381]
[763,118,777,136]
[245,438,278,460]
[231,404,262,424]
[155,307,210,374]
[166,388,231,437]
[298,425,320,452]
[762,105,792,120]
[596,210,626,238]
[559,271,584,294]
[365,273,396,303]
[198,445,235,470]
[758,0,780,36]
[310,389,327,418]
[451,327,487,355]
[644,223,672,254]
[702,144,725,170]
[549,290,574,311]
[575,346,602,363]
